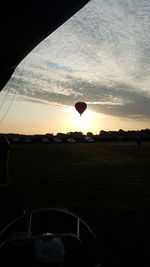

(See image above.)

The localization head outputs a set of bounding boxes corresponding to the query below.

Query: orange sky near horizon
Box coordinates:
[0,97,149,136]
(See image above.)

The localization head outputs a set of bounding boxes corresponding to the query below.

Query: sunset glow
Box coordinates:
[67,108,95,133]
[0,0,150,135]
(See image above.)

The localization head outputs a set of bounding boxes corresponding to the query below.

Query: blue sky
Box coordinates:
[0,0,150,134]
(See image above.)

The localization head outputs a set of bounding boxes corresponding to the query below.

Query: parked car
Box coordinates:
[12,137,20,144]
[67,138,76,143]
[53,137,62,143]
[42,137,49,143]
[24,137,32,143]
[85,136,95,143]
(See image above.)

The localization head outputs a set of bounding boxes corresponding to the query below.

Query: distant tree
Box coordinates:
[46,133,53,137]
[99,130,108,136]
[57,133,67,140]
[67,132,83,138]
[87,132,93,137]
[118,129,125,136]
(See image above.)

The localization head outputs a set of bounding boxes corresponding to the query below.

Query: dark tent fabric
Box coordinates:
[0,0,90,92]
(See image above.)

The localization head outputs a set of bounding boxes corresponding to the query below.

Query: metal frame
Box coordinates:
[0,208,96,246]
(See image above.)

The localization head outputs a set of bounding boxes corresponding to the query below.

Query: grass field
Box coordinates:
[0,141,150,266]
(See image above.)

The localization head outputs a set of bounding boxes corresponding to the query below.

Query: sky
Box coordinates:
[0,0,150,135]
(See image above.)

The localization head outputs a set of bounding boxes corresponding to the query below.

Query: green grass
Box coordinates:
[1,142,150,266]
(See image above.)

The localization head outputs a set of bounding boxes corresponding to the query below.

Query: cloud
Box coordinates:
[9,69,150,119]
[43,60,79,73]
[5,0,150,119]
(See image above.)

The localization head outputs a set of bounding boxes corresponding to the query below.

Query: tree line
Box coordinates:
[1,128,150,143]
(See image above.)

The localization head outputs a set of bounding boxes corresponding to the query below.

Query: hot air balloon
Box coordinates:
[75,102,87,115]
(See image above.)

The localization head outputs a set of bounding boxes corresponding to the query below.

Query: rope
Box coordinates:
[0,59,26,124]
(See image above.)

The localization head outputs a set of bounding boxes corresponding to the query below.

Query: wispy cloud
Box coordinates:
[6,0,150,120]
[43,60,78,73]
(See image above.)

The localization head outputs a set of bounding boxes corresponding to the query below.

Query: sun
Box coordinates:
[73,109,92,127]
[66,107,96,133]
[63,105,104,134]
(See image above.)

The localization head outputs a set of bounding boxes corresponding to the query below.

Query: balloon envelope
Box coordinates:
[75,102,87,115]
[0,0,90,92]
